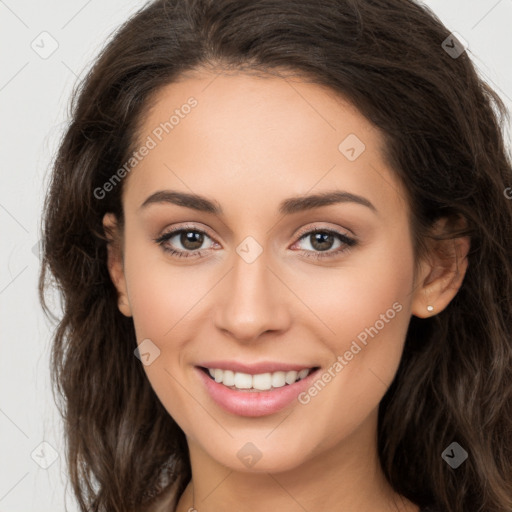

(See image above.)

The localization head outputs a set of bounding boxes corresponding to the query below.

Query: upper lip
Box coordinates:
[197,360,319,374]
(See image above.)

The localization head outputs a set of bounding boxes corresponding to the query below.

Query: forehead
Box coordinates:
[123,71,408,218]
[140,70,377,147]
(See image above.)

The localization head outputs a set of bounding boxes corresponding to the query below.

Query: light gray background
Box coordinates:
[1,1,511,511]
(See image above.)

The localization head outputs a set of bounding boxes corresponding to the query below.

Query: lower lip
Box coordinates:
[195,366,320,417]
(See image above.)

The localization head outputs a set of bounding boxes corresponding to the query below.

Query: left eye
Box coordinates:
[294,230,353,252]
[155,228,215,257]
[291,229,357,259]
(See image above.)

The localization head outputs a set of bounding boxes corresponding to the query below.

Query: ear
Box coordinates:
[103,213,132,317]
[411,216,470,318]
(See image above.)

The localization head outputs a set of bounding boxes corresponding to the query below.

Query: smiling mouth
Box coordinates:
[198,366,321,392]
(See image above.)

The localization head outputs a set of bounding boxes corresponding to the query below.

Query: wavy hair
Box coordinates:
[39,0,512,511]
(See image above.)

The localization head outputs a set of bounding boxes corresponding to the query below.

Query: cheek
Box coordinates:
[122,233,208,343]
[124,261,174,343]
[122,244,204,431]
[297,234,415,415]
[337,235,414,363]
[293,232,414,350]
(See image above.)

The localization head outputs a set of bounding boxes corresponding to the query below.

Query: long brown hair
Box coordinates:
[39,0,512,511]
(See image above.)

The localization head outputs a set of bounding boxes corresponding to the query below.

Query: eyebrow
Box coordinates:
[140,189,377,215]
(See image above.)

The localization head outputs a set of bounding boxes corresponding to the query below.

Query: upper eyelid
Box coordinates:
[294,224,354,240]
[158,223,216,241]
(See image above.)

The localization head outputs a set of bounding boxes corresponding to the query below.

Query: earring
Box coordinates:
[427,305,434,312]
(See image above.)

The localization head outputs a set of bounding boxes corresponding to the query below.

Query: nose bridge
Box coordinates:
[213,237,289,341]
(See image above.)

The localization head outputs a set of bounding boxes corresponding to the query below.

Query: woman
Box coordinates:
[39,0,512,511]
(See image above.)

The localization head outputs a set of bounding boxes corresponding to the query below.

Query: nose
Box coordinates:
[213,248,291,343]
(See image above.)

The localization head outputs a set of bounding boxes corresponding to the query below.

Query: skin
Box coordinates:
[104,70,470,512]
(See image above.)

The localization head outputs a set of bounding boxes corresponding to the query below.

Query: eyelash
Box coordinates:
[154,224,357,260]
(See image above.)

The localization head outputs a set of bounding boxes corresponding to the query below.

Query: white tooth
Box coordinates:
[298,369,310,380]
[234,372,253,389]
[271,371,287,388]
[207,367,312,390]
[222,369,235,386]
[252,373,272,391]
[285,370,298,385]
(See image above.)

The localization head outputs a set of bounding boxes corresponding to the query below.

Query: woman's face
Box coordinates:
[107,70,426,472]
